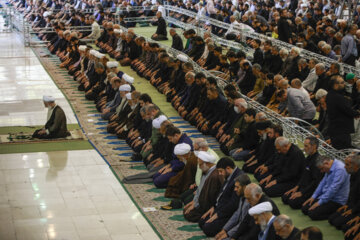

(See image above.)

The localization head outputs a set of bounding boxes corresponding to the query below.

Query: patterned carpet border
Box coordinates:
[31,45,217,240]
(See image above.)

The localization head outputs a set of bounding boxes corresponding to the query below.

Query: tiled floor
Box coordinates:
[0,151,160,240]
[0,31,160,239]
[0,32,77,127]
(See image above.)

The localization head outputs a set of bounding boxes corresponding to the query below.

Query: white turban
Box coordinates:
[125,92,132,100]
[43,95,55,102]
[122,73,134,84]
[96,52,105,58]
[152,115,167,129]
[43,11,51,18]
[248,202,273,216]
[78,45,87,51]
[119,84,131,92]
[300,3,307,7]
[174,143,191,155]
[89,49,97,56]
[114,29,122,34]
[106,61,118,68]
[177,54,188,62]
[196,151,216,163]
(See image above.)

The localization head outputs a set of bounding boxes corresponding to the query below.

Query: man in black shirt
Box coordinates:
[170,28,183,51]
[326,76,360,149]
[282,137,323,209]
[273,215,300,240]
[260,136,306,197]
[151,11,168,41]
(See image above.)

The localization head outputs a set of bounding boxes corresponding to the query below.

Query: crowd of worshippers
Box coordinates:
[13,0,360,66]
[166,0,360,66]
[14,0,360,238]
[25,21,360,240]
[13,0,360,149]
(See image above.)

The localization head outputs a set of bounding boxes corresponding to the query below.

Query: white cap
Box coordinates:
[152,115,167,129]
[114,29,122,34]
[300,3,307,7]
[196,151,216,163]
[96,52,105,59]
[174,143,191,155]
[125,92,132,100]
[43,11,51,18]
[106,61,118,68]
[248,202,273,216]
[43,95,55,102]
[122,73,134,84]
[177,54,188,62]
[90,50,98,56]
[78,45,87,51]
[119,84,131,92]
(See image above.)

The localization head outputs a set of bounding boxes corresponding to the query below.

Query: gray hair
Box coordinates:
[315,63,326,71]
[193,138,209,148]
[291,47,301,55]
[315,155,332,167]
[274,214,293,227]
[315,89,328,100]
[279,48,289,56]
[256,112,267,121]
[252,64,262,71]
[298,58,307,66]
[323,44,332,52]
[248,183,263,198]
[140,106,147,114]
[275,136,290,147]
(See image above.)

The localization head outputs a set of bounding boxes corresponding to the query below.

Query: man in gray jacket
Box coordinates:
[287,79,316,123]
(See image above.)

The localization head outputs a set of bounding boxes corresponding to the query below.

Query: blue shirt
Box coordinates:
[312,159,350,205]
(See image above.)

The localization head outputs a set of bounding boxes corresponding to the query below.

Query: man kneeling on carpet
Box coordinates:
[33,96,69,139]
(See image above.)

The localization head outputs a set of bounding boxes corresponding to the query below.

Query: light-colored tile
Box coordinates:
[77,228,111,240]
[72,215,105,230]
[0,30,159,240]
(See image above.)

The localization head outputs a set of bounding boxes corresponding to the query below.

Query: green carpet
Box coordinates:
[0,140,92,154]
[0,124,80,134]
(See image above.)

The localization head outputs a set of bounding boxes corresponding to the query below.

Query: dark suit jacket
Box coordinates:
[215,167,243,219]
[172,34,184,51]
[326,89,359,134]
[45,106,68,138]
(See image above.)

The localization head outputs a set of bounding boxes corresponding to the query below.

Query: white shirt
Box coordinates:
[302,68,318,92]
[88,21,101,40]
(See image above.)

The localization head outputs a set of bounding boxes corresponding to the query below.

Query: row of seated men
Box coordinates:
[90,14,360,150]
[18,0,360,150]
[35,18,360,239]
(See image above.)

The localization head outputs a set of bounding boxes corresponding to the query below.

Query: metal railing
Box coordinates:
[164,4,360,76]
